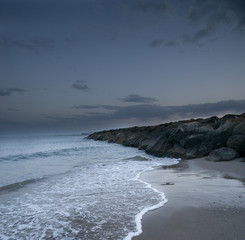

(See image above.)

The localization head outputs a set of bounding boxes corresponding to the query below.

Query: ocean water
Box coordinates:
[0,134,178,240]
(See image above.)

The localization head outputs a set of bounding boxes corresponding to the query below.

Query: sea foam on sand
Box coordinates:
[124,166,169,240]
[132,157,245,240]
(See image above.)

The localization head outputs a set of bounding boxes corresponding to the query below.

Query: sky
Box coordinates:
[1,0,245,134]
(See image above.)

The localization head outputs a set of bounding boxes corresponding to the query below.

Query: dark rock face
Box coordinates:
[206,147,239,162]
[180,134,205,148]
[88,113,245,160]
[227,135,245,155]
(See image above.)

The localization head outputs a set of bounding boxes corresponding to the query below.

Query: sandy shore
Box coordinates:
[133,157,245,240]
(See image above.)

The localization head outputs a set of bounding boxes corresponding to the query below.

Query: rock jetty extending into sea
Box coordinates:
[88,113,245,161]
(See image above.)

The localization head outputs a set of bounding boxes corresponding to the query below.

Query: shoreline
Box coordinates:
[124,164,171,240]
[133,157,245,240]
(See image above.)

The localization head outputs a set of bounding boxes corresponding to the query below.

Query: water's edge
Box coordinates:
[124,166,170,240]
[0,135,180,240]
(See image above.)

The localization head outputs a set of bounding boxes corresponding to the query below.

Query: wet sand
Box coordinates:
[133,157,245,240]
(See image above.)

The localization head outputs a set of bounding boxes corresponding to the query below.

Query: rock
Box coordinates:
[199,116,218,125]
[166,143,186,158]
[88,113,245,160]
[168,126,186,144]
[138,138,151,150]
[233,122,245,135]
[122,133,141,147]
[203,130,231,149]
[206,147,239,162]
[185,144,211,159]
[162,182,175,185]
[196,125,214,133]
[146,134,171,157]
[227,135,245,155]
[180,134,205,148]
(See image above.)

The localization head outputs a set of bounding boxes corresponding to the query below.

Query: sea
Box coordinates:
[0,134,179,240]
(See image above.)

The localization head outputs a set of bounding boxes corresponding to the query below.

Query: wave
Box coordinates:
[54,133,89,137]
[0,147,84,162]
[124,156,150,161]
[0,177,45,193]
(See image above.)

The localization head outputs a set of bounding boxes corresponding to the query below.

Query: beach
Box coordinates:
[133,157,245,240]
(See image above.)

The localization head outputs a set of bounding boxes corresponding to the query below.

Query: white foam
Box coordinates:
[124,167,168,240]
[0,136,179,239]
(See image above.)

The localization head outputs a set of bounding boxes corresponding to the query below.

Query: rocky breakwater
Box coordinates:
[88,113,245,161]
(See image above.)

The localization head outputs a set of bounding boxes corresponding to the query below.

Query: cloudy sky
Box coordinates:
[1,0,245,134]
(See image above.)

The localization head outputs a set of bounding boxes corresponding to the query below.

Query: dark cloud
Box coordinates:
[171,99,245,116]
[185,1,232,43]
[29,37,54,48]
[72,80,90,92]
[1,37,32,50]
[3,100,243,133]
[0,36,54,51]
[149,39,165,47]
[133,0,169,14]
[165,41,177,47]
[185,0,245,44]
[71,105,122,111]
[0,88,26,96]
[224,0,245,33]
[120,94,158,104]
[182,25,216,44]
[112,104,167,120]
[149,39,177,48]
[145,0,245,48]
[144,0,245,47]
[7,108,19,111]
[71,105,100,110]
[64,37,81,44]
[44,100,245,128]
[100,105,123,111]
[111,100,245,121]
[108,35,120,41]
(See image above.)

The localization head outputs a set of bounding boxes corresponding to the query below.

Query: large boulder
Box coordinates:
[122,133,141,147]
[203,130,231,149]
[232,122,245,135]
[206,147,239,162]
[138,138,151,150]
[168,126,186,144]
[166,143,186,158]
[226,135,245,156]
[218,120,238,132]
[146,134,171,156]
[185,144,211,159]
[179,134,205,148]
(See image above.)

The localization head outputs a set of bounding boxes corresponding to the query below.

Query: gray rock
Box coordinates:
[185,144,211,159]
[232,122,245,135]
[88,113,245,160]
[226,135,245,155]
[180,134,205,148]
[206,147,239,162]
[203,130,231,149]
[168,126,186,144]
[166,143,186,158]
[146,134,171,157]
[138,138,151,150]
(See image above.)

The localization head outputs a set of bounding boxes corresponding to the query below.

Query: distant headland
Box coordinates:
[88,113,245,161]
